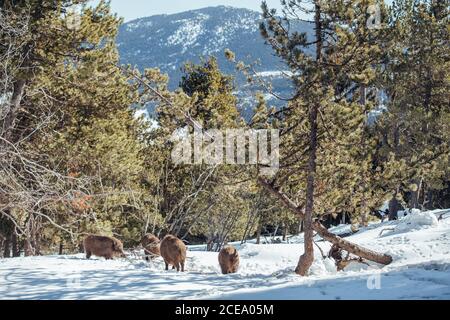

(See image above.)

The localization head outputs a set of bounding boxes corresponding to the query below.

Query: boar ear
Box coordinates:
[112,240,120,251]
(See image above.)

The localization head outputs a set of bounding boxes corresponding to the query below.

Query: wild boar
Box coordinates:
[218,245,239,274]
[160,234,186,272]
[83,235,125,260]
[141,233,160,260]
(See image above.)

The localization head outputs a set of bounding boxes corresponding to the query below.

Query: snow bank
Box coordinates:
[1,208,449,300]
[395,210,439,232]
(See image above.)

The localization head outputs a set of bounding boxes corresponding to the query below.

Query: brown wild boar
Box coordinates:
[160,234,186,272]
[83,235,125,260]
[141,233,160,260]
[218,245,239,274]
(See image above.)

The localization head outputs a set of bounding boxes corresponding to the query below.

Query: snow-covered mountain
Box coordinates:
[117,6,313,86]
[117,6,313,117]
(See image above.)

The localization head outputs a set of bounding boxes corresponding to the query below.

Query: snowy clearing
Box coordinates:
[1,209,450,300]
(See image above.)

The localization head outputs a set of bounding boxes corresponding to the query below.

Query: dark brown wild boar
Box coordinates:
[218,245,239,274]
[141,233,160,260]
[160,234,186,272]
[83,235,125,260]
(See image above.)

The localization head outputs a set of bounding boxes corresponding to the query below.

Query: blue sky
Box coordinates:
[91,0,393,22]
[91,0,285,22]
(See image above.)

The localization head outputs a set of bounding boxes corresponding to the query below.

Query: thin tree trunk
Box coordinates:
[294,0,322,277]
[3,79,26,142]
[409,178,422,209]
[313,222,392,264]
[297,219,304,234]
[389,120,401,221]
[273,224,279,239]
[59,240,64,255]
[3,236,11,258]
[24,239,33,256]
[361,198,368,227]
[256,221,262,244]
[12,232,19,257]
[33,231,40,256]
[295,101,318,276]
[388,191,399,221]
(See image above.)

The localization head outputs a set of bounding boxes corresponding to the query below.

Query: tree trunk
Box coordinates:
[282,223,287,241]
[409,178,422,209]
[256,227,261,245]
[294,0,323,277]
[361,212,368,227]
[258,179,393,267]
[24,239,33,256]
[388,193,399,221]
[3,79,26,142]
[59,241,64,255]
[298,219,304,234]
[33,232,41,255]
[256,219,262,244]
[313,222,392,264]
[273,224,279,238]
[361,197,369,227]
[295,102,318,276]
[3,236,11,258]
[12,232,19,257]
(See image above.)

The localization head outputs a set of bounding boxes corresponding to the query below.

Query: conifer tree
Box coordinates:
[1,0,156,253]
[377,0,449,219]
[258,0,391,274]
[134,58,256,247]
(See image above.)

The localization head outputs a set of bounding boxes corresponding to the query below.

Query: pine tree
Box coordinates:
[1,0,157,253]
[134,59,256,247]
[258,0,392,274]
[377,0,449,219]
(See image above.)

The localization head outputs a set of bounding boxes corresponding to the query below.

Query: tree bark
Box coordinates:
[24,239,33,256]
[293,0,324,276]
[295,102,318,276]
[3,236,11,258]
[11,232,19,257]
[388,192,399,220]
[298,219,304,234]
[409,178,422,209]
[256,219,262,244]
[361,197,369,227]
[313,222,393,264]
[2,79,26,142]
[59,240,64,255]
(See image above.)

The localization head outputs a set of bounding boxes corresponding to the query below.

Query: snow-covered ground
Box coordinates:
[1,209,450,300]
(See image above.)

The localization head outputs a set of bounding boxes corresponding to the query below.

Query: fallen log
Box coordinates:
[258,177,393,266]
[313,222,393,265]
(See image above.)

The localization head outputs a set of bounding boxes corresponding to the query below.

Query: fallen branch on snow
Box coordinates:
[258,178,393,266]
